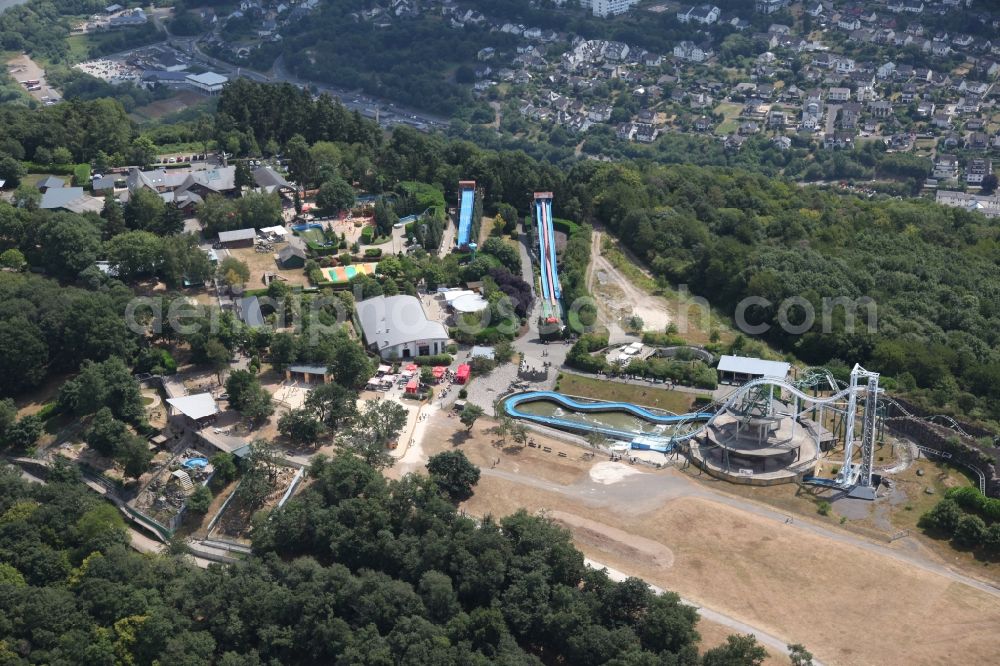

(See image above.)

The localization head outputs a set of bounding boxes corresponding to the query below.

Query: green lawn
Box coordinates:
[556,372,710,414]
[297,227,325,244]
[712,102,743,136]
[66,34,94,63]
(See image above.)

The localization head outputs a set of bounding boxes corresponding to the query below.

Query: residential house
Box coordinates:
[931,42,952,57]
[869,100,893,118]
[812,53,835,69]
[616,122,636,141]
[895,65,915,80]
[635,123,658,143]
[839,102,863,129]
[966,158,992,185]
[916,100,936,116]
[828,87,851,102]
[676,4,720,25]
[877,62,896,79]
[673,41,710,63]
[900,83,918,102]
[641,53,663,67]
[942,132,961,149]
[932,154,959,179]
[724,133,746,150]
[588,104,613,122]
[835,57,857,74]
[767,109,786,129]
[936,190,1000,218]
[931,113,952,129]
[754,0,789,14]
[823,131,855,149]
[838,17,861,31]
[967,132,989,150]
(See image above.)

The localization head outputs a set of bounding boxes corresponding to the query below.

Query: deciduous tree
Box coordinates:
[426,450,480,501]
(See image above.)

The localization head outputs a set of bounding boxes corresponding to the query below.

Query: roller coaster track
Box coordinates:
[879,396,972,438]
[794,367,845,392]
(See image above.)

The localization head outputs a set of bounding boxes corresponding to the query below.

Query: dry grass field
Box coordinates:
[416,416,1000,666]
[224,243,311,288]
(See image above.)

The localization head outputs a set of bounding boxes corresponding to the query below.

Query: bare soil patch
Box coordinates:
[224,243,312,289]
[547,509,674,570]
[6,54,59,101]
[413,416,592,486]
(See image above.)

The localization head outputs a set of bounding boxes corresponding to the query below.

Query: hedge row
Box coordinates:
[553,218,582,238]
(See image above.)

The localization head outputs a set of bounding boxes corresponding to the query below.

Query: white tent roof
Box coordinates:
[442,289,475,304]
[260,225,288,236]
[166,393,219,420]
[717,355,790,378]
[452,293,489,313]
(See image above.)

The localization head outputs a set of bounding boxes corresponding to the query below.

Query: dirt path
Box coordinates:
[587,229,673,337]
[6,54,60,102]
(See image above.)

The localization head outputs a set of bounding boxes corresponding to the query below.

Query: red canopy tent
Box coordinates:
[405,378,419,394]
[405,363,419,373]
[432,366,446,380]
[455,364,470,384]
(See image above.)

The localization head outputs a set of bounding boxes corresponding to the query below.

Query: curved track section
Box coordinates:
[504,390,712,444]
[880,396,972,438]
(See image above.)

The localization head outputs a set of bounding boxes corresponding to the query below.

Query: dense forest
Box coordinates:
[0,456,782,664]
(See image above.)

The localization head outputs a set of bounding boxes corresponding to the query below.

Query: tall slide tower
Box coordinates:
[534,192,561,326]
[455,180,476,248]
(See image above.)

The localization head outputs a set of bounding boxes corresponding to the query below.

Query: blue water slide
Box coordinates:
[544,199,561,299]
[504,390,713,444]
[456,187,474,246]
[535,199,551,302]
